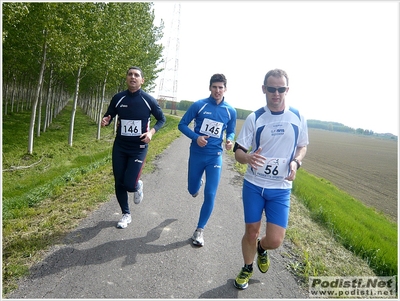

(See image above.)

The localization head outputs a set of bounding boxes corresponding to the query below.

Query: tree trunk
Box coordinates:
[10,76,17,114]
[68,65,81,147]
[97,74,107,140]
[3,80,9,116]
[36,75,45,137]
[44,67,53,132]
[27,33,47,155]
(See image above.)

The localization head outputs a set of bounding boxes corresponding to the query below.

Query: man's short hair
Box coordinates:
[264,69,289,86]
[210,73,227,87]
[127,66,144,78]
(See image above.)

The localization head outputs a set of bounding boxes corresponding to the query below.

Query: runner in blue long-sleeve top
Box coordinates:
[178,73,237,246]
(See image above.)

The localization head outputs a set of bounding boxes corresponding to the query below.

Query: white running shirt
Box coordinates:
[236,106,309,189]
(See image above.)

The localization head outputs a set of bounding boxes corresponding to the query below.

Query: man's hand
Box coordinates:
[101,115,111,127]
[285,161,298,181]
[140,131,153,143]
[225,140,233,151]
[248,147,266,169]
[197,135,209,147]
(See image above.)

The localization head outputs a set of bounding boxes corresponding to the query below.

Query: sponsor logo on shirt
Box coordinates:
[271,128,285,136]
[120,104,128,107]
[203,111,212,115]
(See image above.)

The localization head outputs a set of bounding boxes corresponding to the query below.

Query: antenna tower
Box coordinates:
[157,3,180,114]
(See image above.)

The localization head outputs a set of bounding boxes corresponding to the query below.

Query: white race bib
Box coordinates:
[121,119,142,136]
[255,157,288,180]
[199,118,223,138]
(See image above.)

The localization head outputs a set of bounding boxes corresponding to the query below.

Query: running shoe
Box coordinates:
[117,213,131,229]
[191,228,204,246]
[234,267,253,290]
[134,180,143,204]
[192,179,204,198]
[257,238,270,273]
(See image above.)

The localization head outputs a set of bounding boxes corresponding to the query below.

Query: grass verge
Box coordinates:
[292,169,397,276]
[2,104,181,297]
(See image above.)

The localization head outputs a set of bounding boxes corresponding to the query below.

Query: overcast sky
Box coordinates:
[150,1,398,135]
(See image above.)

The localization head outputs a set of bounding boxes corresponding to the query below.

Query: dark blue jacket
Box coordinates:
[104,89,166,145]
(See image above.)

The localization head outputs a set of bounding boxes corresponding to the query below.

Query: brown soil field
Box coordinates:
[235,121,398,221]
[302,129,398,221]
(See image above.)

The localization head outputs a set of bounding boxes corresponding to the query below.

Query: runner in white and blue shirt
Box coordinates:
[233,69,309,290]
[237,105,308,189]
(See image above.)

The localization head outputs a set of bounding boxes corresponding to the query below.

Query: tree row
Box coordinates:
[2,2,165,153]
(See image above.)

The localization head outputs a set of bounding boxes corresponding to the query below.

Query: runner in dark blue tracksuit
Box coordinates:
[102,66,166,229]
[178,73,237,246]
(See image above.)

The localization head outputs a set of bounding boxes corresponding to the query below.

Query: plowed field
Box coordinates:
[302,129,398,220]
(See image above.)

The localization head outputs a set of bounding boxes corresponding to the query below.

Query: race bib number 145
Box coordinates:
[199,118,223,138]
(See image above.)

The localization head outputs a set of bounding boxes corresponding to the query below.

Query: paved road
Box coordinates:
[9,134,308,299]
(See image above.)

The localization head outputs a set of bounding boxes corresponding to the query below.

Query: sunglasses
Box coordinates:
[266,86,287,93]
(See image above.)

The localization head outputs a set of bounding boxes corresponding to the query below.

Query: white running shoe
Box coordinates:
[191,228,204,246]
[192,179,204,198]
[117,213,131,229]
[134,180,143,204]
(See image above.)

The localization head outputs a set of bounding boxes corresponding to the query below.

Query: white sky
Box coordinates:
[150,1,399,135]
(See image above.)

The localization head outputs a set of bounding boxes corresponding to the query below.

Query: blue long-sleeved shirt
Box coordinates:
[178,96,237,155]
[104,89,166,146]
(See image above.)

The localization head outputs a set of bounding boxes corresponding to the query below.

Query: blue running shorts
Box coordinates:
[242,179,291,228]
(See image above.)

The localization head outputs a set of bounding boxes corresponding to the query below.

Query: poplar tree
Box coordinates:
[2,2,164,153]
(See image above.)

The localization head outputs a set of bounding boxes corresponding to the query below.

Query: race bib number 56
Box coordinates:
[121,119,142,136]
[199,118,223,138]
[255,157,288,180]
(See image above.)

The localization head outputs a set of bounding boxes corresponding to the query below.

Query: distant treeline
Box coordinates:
[164,100,397,140]
[307,119,397,139]
[308,119,370,134]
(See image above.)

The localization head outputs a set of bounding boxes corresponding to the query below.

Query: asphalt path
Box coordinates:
[9,134,308,299]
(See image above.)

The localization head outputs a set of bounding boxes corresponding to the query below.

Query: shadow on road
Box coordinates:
[199,278,261,298]
[30,218,189,279]
[65,220,116,244]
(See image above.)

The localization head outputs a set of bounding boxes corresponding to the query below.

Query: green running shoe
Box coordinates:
[234,267,253,290]
[257,239,270,273]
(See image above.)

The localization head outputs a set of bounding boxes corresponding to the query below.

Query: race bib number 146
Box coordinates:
[121,119,142,136]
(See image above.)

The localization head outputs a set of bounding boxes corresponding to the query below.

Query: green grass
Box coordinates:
[292,169,397,276]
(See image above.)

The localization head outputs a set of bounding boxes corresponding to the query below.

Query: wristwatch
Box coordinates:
[292,158,302,169]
